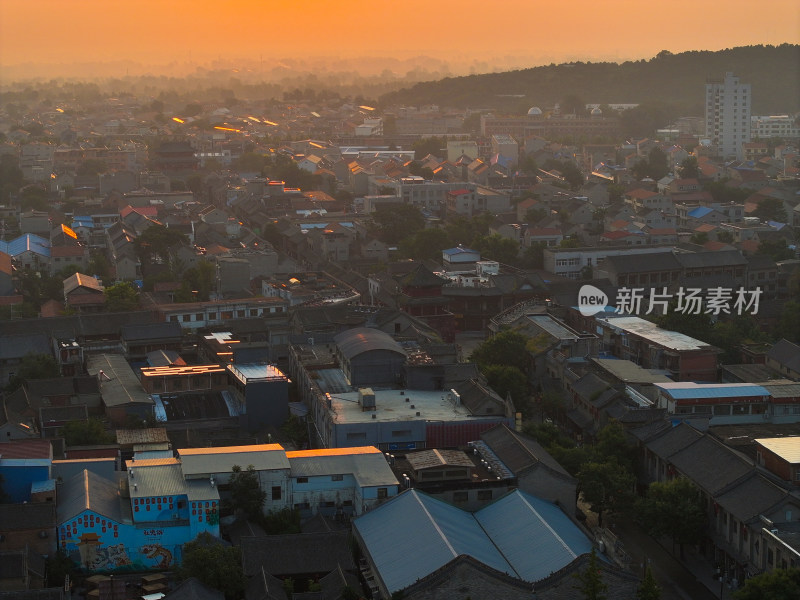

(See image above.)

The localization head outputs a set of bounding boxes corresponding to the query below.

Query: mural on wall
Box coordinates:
[74,534,133,571]
[141,544,173,569]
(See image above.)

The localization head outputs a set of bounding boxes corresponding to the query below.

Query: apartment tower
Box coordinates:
[705,72,751,160]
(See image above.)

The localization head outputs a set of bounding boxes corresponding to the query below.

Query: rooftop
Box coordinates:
[655,382,770,399]
[327,389,486,425]
[178,444,290,476]
[755,437,800,463]
[86,354,153,407]
[598,315,716,352]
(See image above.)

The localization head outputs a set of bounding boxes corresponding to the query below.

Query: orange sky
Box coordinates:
[0,0,798,75]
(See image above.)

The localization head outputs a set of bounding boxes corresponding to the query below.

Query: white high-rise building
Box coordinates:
[705,72,751,160]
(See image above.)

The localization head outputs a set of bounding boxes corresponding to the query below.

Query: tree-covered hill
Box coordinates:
[378,45,800,115]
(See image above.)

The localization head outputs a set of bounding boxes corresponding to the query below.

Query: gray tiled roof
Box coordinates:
[480,424,572,478]
[715,472,791,524]
[241,531,355,577]
[645,422,704,459]
[669,436,753,495]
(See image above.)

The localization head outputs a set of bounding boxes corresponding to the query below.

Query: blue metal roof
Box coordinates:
[687,206,713,219]
[354,489,594,592]
[442,246,478,256]
[476,490,592,582]
[0,234,51,258]
[354,490,514,593]
[655,383,769,399]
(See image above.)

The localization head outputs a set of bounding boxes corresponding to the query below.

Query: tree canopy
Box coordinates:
[733,567,800,600]
[180,532,244,600]
[372,203,425,245]
[635,477,706,558]
[5,353,60,393]
[63,418,114,447]
[573,548,608,600]
[227,464,267,521]
[469,330,529,372]
[105,282,140,312]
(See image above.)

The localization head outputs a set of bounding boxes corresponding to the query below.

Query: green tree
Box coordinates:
[595,421,635,471]
[105,282,140,312]
[261,507,301,534]
[733,567,800,600]
[756,238,795,262]
[5,353,60,393]
[0,153,24,202]
[134,224,189,264]
[411,136,445,160]
[482,364,527,413]
[469,330,529,372]
[521,242,546,269]
[678,156,699,179]
[524,206,547,223]
[689,232,709,245]
[372,203,425,245]
[635,478,707,559]
[471,233,520,265]
[578,460,636,528]
[76,158,108,177]
[573,548,608,600]
[87,252,111,280]
[228,465,267,520]
[717,230,734,243]
[20,184,48,211]
[399,227,452,261]
[753,198,788,223]
[775,301,800,344]
[180,532,244,600]
[231,151,269,173]
[637,565,661,600]
[63,418,114,446]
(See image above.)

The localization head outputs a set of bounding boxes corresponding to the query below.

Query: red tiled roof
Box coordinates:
[51,245,86,258]
[647,228,676,235]
[0,439,52,459]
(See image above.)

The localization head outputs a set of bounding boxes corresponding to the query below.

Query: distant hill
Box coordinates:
[378,45,800,116]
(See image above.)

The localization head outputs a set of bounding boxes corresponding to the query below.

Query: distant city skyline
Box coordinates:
[0,0,798,81]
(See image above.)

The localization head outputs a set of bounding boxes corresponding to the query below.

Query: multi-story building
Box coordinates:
[705,73,751,160]
[751,115,800,141]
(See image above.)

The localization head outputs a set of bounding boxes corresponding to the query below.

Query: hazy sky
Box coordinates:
[1,0,798,75]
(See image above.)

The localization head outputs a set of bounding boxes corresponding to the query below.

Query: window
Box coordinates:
[196,313,203,321]
[208,312,217,320]
[297,477,308,484]
[331,474,343,481]
[391,430,411,438]
[271,486,281,500]
[377,488,388,499]
[453,491,468,504]
[477,490,493,502]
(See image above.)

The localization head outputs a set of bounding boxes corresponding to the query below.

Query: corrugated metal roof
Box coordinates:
[57,470,123,522]
[0,234,51,258]
[125,460,219,502]
[475,491,592,582]
[354,490,514,593]
[287,448,398,488]
[333,327,405,361]
[656,382,769,399]
[178,444,290,476]
[755,437,800,463]
[86,354,153,407]
[355,489,594,592]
